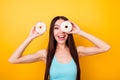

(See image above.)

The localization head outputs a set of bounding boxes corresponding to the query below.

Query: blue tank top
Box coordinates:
[50,56,77,80]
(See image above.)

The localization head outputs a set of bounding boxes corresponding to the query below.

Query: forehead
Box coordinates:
[55,19,65,25]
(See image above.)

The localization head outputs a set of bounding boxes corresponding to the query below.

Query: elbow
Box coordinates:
[8,58,18,64]
[103,45,111,52]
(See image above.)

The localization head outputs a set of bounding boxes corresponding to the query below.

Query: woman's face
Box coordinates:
[54,19,68,44]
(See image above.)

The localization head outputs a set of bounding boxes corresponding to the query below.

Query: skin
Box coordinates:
[8,19,111,64]
[54,19,73,64]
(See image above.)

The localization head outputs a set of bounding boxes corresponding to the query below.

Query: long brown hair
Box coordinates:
[44,16,80,80]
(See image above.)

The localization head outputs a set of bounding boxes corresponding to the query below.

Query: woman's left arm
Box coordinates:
[69,21,111,56]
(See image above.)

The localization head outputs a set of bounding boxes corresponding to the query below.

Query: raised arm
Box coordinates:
[76,30,111,56]
[68,21,111,56]
[8,26,47,64]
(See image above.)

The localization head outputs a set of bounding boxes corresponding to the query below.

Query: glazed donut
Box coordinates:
[60,21,72,32]
[35,22,46,34]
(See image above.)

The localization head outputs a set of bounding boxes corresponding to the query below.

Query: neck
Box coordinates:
[56,43,67,50]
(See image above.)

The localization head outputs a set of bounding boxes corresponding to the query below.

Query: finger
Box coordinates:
[67,31,74,34]
[68,21,74,25]
[67,20,74,25]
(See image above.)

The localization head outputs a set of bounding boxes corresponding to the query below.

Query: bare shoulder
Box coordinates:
[77,46,85,52]
[35,49,47,62]
[76,46,89,56]
[37,49,47,56]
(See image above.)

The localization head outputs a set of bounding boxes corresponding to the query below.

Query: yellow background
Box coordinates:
[0,0,119,80]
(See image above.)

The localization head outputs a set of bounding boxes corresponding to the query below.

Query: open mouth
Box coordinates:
[58,35,66,40]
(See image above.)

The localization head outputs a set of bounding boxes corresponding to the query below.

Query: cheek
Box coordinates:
[53,30,57,38]
[54,29,59,35]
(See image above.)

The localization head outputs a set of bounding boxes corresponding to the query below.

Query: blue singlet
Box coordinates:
[50,56,77,80]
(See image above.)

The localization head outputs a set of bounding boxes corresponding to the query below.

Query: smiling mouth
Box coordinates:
[58,35,66,40]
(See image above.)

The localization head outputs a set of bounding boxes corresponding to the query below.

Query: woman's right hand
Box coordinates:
[28,26,42,39]
[8,24,46,64]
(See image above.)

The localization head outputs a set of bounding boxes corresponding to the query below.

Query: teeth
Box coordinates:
[59,36,64,37]
[58,35,65,38]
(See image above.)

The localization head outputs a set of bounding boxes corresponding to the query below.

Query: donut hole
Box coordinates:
[39,26,42,29]
[65,25,68,28]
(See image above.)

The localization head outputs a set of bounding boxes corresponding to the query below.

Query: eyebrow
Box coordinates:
[54,24,60,26]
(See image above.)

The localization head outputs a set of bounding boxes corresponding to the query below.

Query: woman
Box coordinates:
[8,16,111,80]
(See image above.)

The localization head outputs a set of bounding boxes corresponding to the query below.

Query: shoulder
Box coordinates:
[37,49,47,57]
[76,46,86,56]
[76,46,85,52]
[36,49,47,62]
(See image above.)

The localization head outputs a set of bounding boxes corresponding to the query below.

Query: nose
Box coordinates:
[59,28,65,34]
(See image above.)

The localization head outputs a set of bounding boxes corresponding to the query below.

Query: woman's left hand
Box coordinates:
[67,21,82,34]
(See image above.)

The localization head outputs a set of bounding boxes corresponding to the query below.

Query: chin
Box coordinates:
[56,39,67,44]
[57,41,66,44]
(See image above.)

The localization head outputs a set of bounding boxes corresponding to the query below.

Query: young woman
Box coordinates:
[8,16,111,80]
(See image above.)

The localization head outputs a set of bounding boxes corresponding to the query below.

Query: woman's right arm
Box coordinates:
[8,26,47,64]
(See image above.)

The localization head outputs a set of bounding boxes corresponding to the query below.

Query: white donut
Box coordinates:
[35,22,46,34]
[60,21,72,32]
